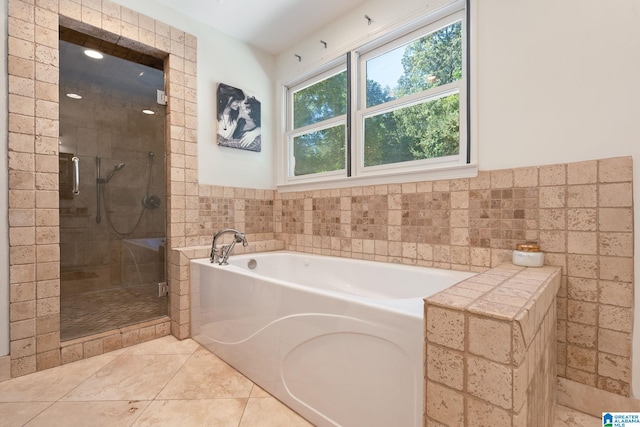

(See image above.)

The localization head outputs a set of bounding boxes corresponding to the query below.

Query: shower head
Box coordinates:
[104,162,125,182]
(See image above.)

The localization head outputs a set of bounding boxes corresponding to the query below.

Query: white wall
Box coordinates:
[476,0,640,170]
[112,0,276,189]
[0,0,9,357]
[274,0,640,397]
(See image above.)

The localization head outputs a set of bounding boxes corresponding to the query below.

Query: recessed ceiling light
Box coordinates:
[84,49,104,59]
[142,109,155,115]
[66,93,82,99]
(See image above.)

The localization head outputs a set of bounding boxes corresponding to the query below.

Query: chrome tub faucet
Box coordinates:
[210,228,248,265]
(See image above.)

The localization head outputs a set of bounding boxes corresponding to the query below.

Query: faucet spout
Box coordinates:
[210,228,248,265]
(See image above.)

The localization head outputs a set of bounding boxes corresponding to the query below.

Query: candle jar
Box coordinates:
[512,243,544,267]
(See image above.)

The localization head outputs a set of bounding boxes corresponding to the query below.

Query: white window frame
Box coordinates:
[279,0,476,191]
[355,11,467,177]
[285,63,348,183]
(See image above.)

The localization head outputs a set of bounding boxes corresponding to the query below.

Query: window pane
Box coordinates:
[363,93,459,167]
[293,125,346,176]
[366,21,462,108]
[293,71,347,129]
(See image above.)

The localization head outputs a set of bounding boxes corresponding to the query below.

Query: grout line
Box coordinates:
[18,401,57,427]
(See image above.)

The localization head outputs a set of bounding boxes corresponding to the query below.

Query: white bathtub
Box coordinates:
[190,251,475,427]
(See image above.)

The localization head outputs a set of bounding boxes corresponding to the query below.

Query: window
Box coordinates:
[289,67,347,177]
[282,0,471,189]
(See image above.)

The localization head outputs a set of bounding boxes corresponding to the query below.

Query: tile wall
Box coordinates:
[185,156,634,399]
[168,186,278,339]
[7,0,196,377]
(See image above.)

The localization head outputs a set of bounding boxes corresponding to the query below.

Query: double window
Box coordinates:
[283,1,471,188]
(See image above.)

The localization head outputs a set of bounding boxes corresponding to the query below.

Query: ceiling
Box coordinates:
[152,0,367,55]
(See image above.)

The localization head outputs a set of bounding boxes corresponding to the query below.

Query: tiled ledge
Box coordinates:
[425,263,562,426]
[168,240,285,339]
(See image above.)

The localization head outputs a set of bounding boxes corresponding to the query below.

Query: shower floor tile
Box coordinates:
[61,280,167,342]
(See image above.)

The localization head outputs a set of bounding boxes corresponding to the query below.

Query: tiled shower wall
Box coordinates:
[7,0,196,377]
[193,156,634,398]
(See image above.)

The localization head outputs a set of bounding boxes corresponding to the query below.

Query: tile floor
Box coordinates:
[61,266,167,341]
[61,283,167,341]
[0,335,600,426]
[0,336,311,426]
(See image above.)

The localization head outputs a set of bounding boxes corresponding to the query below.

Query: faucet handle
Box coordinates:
[234,231,249,247]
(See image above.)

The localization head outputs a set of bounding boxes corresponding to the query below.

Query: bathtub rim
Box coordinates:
[191,250,476,319]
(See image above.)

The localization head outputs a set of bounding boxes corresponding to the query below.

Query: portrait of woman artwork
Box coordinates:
[216,83,262,152]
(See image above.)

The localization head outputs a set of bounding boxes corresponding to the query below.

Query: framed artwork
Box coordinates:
[216,82,262,152]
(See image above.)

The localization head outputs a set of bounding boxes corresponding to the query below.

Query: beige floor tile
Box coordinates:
[240,396,313,427]
[0,354,118,402]
[0,402,52,426]
[123,336,201,356]
[250,384,271,398]
[157,348,253,399]
[132,399,247,427]
[554,405,601,427]
[62,354,189,401]
[24,401,152,427]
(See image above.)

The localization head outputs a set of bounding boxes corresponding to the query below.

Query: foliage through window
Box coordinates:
[284,2,468,186]
[291,70,347,176]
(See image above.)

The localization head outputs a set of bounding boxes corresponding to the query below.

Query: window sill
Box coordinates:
[277,163,478,193]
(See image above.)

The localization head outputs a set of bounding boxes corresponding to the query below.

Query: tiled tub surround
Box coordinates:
[178,157,633,402]
[425,264,561,426]
[168,239,285,341]
[169,185,279,339]
[7,0,197,378]
[272,156,635,399]
[177,247,561,425]
[173,156,634,420]
[191,251,478,426]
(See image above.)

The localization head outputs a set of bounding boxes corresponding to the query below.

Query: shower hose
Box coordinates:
[102,151,157,237]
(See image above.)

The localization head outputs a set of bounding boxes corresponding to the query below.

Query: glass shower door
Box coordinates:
[58,30,167,341]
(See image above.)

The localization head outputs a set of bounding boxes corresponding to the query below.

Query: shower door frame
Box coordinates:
[6,1,197,377]
[58,36,168,342]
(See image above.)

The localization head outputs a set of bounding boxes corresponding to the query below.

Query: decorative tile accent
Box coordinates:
[312,197,341,237]
[352,194,388,240]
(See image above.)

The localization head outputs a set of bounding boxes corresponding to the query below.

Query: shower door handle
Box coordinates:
[72,156,80,195]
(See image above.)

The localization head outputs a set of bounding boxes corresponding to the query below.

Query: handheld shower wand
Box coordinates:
[103,162,125,183]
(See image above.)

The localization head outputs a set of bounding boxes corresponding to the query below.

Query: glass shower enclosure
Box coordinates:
[58,29,167,341]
